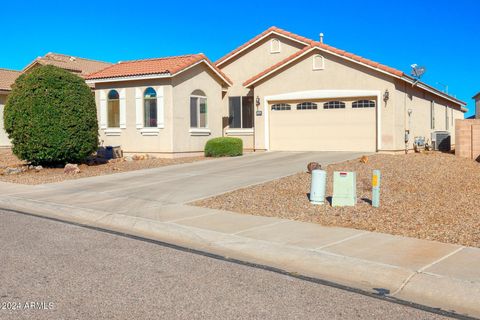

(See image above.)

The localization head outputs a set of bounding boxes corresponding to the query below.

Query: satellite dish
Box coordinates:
[410,64,426,79]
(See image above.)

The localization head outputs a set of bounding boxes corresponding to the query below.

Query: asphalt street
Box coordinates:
[0,209,451,320]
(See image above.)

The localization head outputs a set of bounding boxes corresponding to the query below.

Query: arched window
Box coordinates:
[271,103,291,111]
[190,90,207,128]
[296,102,317,110]
[144,87,157,127]
[352,100,375,108]
[270,38,281,53]
[323,101,346,109]
[313,54,325,70]
[107,90,120,128]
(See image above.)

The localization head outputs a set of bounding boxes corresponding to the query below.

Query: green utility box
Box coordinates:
[332,171,357,207]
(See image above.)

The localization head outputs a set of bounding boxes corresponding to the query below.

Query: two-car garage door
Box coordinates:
[268,98,377,152]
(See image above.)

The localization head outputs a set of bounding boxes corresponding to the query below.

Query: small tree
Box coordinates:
[4,65,99,165]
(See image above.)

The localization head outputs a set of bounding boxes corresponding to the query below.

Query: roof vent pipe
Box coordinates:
[319,33,324,43]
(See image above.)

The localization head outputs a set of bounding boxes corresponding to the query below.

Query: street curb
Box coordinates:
[0,196,478,319]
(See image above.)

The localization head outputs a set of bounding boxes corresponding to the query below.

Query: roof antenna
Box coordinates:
[319,33,324,43]
[410,64,426,87]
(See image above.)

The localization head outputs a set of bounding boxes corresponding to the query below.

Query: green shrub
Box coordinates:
[204,137,243,157]
[4,65,99,165]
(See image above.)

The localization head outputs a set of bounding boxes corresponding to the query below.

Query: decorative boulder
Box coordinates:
[64,163,80,174]
[307,162,321,173]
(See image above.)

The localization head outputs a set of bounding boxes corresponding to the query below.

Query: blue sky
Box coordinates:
[1,1,478,116]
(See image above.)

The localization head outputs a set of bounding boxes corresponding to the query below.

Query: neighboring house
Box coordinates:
[473,92,480,119]
[23,52,112,83]
[0,53,112,147]
[216,27,466,153]
[86,54,231,157]
[0,68,21,147]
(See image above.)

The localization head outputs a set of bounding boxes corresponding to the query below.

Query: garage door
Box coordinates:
[269,99,376,152]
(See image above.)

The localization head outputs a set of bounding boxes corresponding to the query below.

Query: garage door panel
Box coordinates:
[269,106,376,152]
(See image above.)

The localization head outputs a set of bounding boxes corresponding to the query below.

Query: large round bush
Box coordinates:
[4,65,99,165]
[204,137,243,157]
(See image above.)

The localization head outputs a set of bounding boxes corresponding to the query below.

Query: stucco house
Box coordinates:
[86,26,466,157]
[0,53,112,148]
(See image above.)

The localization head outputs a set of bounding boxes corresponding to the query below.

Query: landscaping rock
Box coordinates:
[4,167,23,175]
[307,162,321,173]
[124,156,133,162]
[34,165,43,171]
[64,163,80,174]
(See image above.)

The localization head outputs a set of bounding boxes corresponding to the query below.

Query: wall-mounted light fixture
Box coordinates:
[408,109,413,117]
[383,89,389,102]
[256,96,261,107]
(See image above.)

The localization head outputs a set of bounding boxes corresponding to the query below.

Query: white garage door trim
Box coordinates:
[263,90,382,151]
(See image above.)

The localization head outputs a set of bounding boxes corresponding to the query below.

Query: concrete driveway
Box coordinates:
[4,151,363,210]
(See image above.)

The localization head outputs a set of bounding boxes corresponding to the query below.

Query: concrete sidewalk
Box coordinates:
[0,190,479,318]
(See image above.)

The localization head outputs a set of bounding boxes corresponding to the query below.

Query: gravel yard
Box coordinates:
[0,149,205,185]
[194,152,480,247]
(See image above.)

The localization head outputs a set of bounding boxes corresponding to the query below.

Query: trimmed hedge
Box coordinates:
[204,137,243,157]
[4,65,99,165]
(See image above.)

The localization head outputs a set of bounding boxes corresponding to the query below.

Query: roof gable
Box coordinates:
[215,26,312,67]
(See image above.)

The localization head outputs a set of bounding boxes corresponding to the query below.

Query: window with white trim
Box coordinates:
[430,101,435,130]
[323,101,346,109]
[190,90,207,128]
[144,87,157,128]
[296,102,317,110]
[271,103,291,111]
[229,96,254,128]
[313,54,325,70]
[352,100,375,108]
[107,90,120,128]
[270,38,281,53]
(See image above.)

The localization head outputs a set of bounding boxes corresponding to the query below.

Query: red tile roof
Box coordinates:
[87,54,231,85]
[243,42,405,87]
[215,26,312,66]
[0,68,21,91]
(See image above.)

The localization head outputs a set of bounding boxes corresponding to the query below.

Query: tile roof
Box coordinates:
[24,53,112,77]
[227,27,466,106]
[0,68,21,91]
[86,54,232,85]
[215,26,312,67]
[243,43,405,87]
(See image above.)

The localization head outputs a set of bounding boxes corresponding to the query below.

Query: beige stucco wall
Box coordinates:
[251,50,397,151]
[171,64,224,153]
[0,93,11,147]
[94,63,224,156]
[219,35,306,149]
[249,50,464,152]
[95,78,174,155]
[394,80,464,149]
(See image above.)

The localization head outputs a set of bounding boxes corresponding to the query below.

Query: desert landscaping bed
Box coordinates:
[194,152,480,247]
[0,149,205,185]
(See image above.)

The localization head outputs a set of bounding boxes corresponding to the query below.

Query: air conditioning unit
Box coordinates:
[431,131,451,152]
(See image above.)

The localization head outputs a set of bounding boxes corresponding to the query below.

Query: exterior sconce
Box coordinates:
[256,96,261,107]
[383,89,389,102]
[408,109,413,117]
